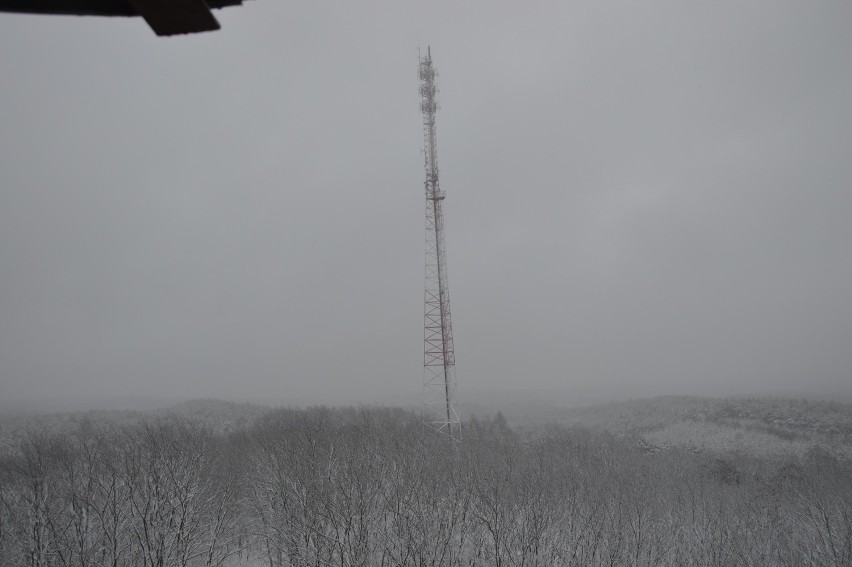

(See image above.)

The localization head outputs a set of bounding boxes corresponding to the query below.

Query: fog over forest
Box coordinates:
[2,3,852,566]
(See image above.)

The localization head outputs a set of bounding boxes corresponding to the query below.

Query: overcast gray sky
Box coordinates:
[1,1,851,408]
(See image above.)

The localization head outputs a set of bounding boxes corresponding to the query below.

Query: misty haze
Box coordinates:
[2,2,852,566]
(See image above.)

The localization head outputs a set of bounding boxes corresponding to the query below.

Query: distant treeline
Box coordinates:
[1,407,850,566]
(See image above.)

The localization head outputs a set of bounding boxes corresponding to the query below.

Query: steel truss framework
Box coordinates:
[419,47,461,441]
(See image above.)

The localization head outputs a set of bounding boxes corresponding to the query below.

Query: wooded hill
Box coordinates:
[465,395,852,460]
[1,401,851,566]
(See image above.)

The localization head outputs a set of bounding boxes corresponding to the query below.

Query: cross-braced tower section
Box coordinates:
[419,47,461,440]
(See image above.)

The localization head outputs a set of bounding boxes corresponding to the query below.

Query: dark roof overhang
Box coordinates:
[0,0,246,35]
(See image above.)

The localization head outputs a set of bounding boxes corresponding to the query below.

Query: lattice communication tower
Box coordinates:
[419,47,461,440]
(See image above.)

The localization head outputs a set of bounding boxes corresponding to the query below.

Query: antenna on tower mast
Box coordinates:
[419,46,461,441]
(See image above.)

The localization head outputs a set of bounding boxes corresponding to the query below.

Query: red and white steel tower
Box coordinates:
[419,47,461,440]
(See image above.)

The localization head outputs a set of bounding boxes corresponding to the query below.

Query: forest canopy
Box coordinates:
[1,403,851,566]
